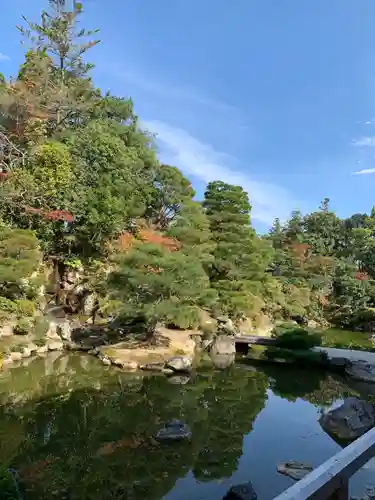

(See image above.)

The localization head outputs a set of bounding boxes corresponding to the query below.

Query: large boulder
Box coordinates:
[346,360,375,383]
[154,419,192,442]
[211,335,236,356]
[319,397,375,440]
[165,356,192,372]
[222,482,257,500]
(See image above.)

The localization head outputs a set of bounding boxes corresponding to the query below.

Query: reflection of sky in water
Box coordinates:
[164,390,374,500]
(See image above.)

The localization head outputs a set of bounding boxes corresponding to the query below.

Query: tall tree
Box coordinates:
[203,181,270,318]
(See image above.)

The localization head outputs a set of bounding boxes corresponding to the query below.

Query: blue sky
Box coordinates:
[2,0,375,231]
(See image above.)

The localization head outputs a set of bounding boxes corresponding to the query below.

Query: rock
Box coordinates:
[0,322,15,337]
[140,363,165,372]
[167,375,191,385]
[307,320,319,329]
[82,292,97,316]
[101,356,111,366]
[319,397,375,440]
[202,338,214,351]
[165,356,192,372]
[211,335,236,356]
[48,340,64,351]
[365,486,375,500]
[36,345,48,354]
[222,482,257,500]
[27,342,38,353]
[2,357,13,365]
[47,321,60,340]
[21,347,32,358]
[155,419,192,442]
[211,353,235,369]
[217,316,237,336]
[10,352,22,362]
[113,359,138,371]
[57,321,72,341]
[277,461,313,480]
[346,361,375,383]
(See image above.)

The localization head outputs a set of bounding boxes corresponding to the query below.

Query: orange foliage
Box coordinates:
[116,232,134,251]
[138,228,180,252]
[355,271,369,281]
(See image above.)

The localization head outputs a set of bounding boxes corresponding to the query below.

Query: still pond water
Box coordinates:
[1,353,375,500]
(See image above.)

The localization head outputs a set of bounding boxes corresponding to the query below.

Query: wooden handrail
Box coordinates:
[273,426,375,499]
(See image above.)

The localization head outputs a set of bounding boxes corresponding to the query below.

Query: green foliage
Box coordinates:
[273,327,322,350]
[33,316,50,338]
[108,242,216,329]
[63,257,82,270]
[13,318,33,336]
[15,299,36,318]
[0,298,18,314]
[203,181,271,319]
[0,229,41,288]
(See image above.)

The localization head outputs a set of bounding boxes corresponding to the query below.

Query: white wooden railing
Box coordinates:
[273,426,375,500]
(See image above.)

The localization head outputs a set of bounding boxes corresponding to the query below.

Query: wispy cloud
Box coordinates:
[0,53,10,62]
[353,168,375,175]
[144,119,295,226]
[112,66,245,120]
[352,136,375,147]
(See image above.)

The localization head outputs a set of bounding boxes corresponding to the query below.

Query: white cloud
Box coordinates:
[144,119,295,226]
[353,168,375,175]
[0,53,10,62]
[114,67,246,121]
[352,136,375,147]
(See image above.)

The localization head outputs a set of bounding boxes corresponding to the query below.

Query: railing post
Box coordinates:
[328,478,349,500]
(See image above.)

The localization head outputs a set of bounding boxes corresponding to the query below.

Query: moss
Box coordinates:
[15,299,36,318]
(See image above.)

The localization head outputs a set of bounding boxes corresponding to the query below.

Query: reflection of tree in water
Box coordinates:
[192,368,268,481]
[0,361,268,500]
[259,364,358,408]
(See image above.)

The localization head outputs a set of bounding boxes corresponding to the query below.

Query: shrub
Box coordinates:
[273,327,322,350]
[34,337,46,347]
[15,299,36,318]
[9,344,24,352]
[0,297,18,314]
[33,316,49,338]
[13,318,33,335]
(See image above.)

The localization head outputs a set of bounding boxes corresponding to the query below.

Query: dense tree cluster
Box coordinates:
[1,0,375,331]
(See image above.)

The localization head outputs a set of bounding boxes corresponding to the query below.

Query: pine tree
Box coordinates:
[108,242,216,330]
[203,181,269,318]
[167,200,215,265]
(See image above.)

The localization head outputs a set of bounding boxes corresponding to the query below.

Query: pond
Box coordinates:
[1,353,375,500]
